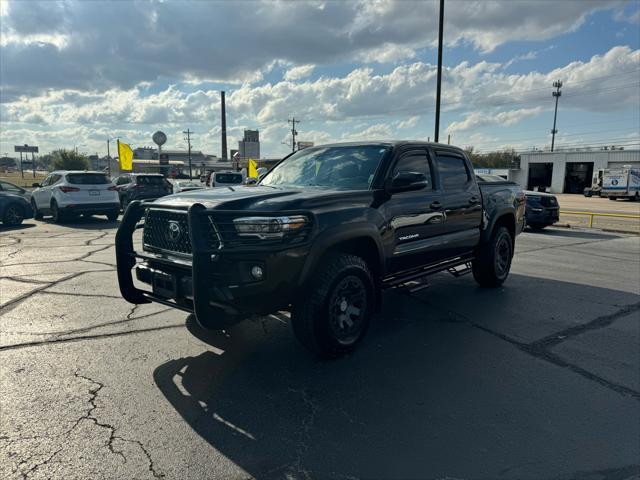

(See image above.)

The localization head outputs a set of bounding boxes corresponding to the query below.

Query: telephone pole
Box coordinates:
[183,129,193,180]
[434,0,445,143]
[550,80,562,152]
[288,117,299,152]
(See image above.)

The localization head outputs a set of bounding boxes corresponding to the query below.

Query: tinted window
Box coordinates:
[67,173,110,185]
[136,176,165,185]
[438,155,470,190]
[0,181,23,193]
[261,145,389,190]
[393,153,432,188]
[50,174,62,185]
[214,173,243,184]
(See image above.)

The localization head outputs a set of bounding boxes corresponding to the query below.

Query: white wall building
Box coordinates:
[509,149,640,193]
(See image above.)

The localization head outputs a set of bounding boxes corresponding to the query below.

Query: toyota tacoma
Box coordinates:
[116,142,525,357]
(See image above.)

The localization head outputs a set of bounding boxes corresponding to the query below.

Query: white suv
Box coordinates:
[31,171,120,223]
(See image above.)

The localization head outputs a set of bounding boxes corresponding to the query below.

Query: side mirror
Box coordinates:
[32,183,41,188]
[386,171,428,194]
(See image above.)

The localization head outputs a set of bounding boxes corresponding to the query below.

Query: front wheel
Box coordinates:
[31,199,43,220]
[472,226,513,288]
[291,253,375,358]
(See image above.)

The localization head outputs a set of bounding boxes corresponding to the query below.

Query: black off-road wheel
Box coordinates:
[472,226,513,288]
[31,199,43,220]
[3,203,24,226]
[291,253,375,358]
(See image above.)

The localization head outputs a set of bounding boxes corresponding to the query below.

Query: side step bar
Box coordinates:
[382,254,475,290]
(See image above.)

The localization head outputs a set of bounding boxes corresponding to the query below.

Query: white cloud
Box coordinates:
[283,64,315,81]
[0,0,624,99]
[446,107,544,134]
[397,116,420,129]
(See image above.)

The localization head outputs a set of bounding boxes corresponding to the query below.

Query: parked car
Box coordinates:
[524,191,560,230]
[0,180,31,201]
[116,141,525,357]
[31,171,120,223]
[205,171,244,188]
[173,180,205,193]
[0,191,33,226]
[112,173,172,209]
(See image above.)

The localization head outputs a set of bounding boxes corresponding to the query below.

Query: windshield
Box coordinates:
[214,173,243,184]
[261,145,389,190]
[66,173,110,185]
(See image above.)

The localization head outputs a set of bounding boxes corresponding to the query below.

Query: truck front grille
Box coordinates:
[143,209,193,255]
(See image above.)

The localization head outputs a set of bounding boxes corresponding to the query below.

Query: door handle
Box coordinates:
[468,196,479,204]
[430,201,442,210]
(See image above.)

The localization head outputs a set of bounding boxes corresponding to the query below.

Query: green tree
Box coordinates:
[464,147,520,169]
[51,149,89,171]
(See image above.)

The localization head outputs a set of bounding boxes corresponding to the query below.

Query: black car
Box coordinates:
[112,173,172,209]
[0,191,33,226]
[116,141,525,357]
[524,191,560,230]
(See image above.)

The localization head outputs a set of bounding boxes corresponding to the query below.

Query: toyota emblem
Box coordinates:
[167,221,182,242]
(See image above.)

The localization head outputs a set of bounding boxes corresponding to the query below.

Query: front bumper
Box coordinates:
[115,201,310,330]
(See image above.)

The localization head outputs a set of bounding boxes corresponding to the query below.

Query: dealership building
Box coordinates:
[508,149,640,193]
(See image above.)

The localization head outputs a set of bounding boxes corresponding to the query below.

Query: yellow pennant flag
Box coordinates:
[248,158,258,178]
[118,141,134,171]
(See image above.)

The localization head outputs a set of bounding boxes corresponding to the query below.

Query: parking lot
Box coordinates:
[1,218,639,479]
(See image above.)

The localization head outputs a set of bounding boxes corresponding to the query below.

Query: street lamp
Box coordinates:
[107,137,120,177]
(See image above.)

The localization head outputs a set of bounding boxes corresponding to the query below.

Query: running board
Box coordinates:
[382,255,475,290]
[448,261,473,277]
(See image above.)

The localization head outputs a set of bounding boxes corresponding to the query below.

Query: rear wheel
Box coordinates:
[291,253,375,358]
[608,197,617,201]
[31,199,43,220]
[3,204,24,226]
[51,200,64,223]
[106,211,119,221]
[472,226,513,288]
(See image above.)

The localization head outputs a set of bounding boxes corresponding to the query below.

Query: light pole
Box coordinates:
[107,137,120,176]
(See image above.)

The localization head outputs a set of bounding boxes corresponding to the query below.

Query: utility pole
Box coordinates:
[183,129,193,180]
[220,91,227,160]
[288,117,299,152]
[107,139,111,177]
[434,0,445,143]
[550,80,562,152]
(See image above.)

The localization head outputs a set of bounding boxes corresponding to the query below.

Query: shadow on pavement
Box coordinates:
[0,222,36,232]
[524,226,622,240]
[153,275,640,479]
[38,216,120,230]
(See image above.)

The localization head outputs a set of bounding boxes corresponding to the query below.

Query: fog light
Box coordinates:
[251,265,264,280]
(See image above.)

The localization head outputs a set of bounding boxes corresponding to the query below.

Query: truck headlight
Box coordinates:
[233,215,309,239]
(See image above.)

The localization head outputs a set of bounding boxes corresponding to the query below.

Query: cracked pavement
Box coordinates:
[1,218,639,479]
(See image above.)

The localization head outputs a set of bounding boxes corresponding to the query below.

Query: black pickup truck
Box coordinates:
[116,142,525,357]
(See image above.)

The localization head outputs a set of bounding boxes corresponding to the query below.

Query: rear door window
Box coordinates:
[437,155,471,190]
[66,173,110,185]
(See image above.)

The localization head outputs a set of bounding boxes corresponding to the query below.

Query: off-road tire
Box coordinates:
[291,253,375,358]
[31,199,43,220]
[472,226,513,288]
[3,203,24,226]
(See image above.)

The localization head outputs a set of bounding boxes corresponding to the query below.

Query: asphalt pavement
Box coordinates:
[1,219,639,480]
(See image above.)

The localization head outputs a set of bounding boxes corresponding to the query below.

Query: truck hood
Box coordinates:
[150,185,375,211]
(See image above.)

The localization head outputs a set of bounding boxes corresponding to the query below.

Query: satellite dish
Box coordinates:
[152,131,167,146]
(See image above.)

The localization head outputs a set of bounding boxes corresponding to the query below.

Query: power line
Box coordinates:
[182,128,193,180]
[550,80,562,151]
[288,117,299,152]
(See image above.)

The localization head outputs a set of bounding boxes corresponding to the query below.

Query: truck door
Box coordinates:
[435,152,482,258]
[384,148,446,274]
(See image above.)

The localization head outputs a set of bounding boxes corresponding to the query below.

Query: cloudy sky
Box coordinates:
[1,0,639,158]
